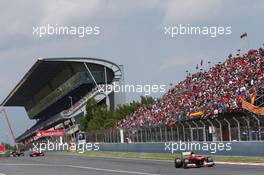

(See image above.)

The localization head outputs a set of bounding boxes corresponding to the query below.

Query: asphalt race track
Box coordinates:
[0,154,263,175]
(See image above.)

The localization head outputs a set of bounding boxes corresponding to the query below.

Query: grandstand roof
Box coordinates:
[1,57,122,107]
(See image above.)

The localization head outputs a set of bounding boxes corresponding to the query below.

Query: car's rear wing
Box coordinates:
[182,152,192,156]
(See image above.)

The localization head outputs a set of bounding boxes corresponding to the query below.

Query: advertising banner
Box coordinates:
[36,130,65,138]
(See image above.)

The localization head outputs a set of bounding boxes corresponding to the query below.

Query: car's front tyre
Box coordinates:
[206,156,215,167]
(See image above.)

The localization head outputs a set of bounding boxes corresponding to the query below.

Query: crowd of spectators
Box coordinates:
[117,48,264,129]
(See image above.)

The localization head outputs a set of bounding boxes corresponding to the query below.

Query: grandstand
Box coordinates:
[87,48,264,143]
[1,58,125,144]
[1,48,263,145]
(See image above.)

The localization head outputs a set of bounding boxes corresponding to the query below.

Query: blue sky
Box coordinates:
[0,0,263,144]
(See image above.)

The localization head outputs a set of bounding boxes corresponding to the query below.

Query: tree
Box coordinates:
[80,98,99,131]
[85,98,98,122]
[140,96,155,105]
[79,116,88,131]
[80,95,156,132]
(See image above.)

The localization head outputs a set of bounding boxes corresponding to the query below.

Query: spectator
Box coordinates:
[117,48,264,129]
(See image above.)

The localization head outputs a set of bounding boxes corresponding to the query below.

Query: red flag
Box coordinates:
[240,32,247,39]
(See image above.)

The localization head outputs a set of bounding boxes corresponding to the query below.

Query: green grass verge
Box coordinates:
[49,151,264,163]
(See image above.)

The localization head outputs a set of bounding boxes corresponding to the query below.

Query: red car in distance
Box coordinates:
[30,151,44,157]
[10,151,25,157]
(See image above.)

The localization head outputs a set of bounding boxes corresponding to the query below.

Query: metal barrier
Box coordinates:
[85,114,264,143]
[98,141,264,156]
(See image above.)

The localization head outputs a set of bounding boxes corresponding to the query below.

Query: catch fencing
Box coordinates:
[85,113,264,143]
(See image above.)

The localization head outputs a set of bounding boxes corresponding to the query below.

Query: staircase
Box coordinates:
[60,84,114,118]
[65,124,79,135]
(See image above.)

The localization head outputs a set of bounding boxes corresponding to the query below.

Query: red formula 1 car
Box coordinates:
[30,151,45,157]
[10,151,25,157]
[174,151,215,168]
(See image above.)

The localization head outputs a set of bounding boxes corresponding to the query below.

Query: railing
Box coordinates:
[27,72,90,118]
[60,86,102,117]
[84,114,264,143]
[65,124,79,134]
[18,84,113,142]
[61,84,113,118]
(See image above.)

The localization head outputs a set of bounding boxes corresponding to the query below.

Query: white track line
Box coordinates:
[66,164,161,175]
[215,161,264,166]
[56,154,264,167]
[0,163,160,175]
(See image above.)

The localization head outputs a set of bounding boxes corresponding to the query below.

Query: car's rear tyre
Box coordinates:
[183,159,189,169]
[174,158,182,168]
[195,160,203,168]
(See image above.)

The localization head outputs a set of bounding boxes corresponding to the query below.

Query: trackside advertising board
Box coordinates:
[36,130,65,138]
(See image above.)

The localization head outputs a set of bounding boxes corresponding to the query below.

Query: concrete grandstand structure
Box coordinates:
[1,58,125,143]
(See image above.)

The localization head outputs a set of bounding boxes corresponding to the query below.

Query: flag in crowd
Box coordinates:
[240,32,247,39]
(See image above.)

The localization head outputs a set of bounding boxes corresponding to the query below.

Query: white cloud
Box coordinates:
[39,0,101,25]
[158,52,208,73]
[162,0,223,24]
[159,55,194,72]
[0,0,162,43]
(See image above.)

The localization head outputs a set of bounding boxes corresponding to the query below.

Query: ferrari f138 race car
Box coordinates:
[175,151,215,168]
[10,151,25,157]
